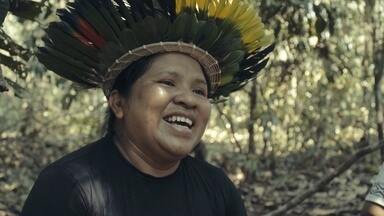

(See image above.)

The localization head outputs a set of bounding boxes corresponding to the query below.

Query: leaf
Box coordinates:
[0,0,9,25]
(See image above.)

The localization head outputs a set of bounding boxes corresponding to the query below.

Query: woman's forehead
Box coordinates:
[144,53,206,81]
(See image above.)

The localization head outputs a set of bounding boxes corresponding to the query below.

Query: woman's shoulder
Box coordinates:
[39,136,111,180]
[21,137,111,216]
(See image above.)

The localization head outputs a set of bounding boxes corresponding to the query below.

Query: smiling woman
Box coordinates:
[20,0,273,215]
[109,53,212,177]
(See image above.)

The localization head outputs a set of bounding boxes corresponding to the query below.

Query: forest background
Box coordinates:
[1,0,384,215]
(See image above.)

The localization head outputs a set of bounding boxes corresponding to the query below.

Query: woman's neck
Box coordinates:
[113,135,180,178]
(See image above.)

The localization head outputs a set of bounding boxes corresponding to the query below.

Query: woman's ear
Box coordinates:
[108,90,125,119]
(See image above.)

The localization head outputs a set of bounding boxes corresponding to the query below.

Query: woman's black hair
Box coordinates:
[103,54,158,135]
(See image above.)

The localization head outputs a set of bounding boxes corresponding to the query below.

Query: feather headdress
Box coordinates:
[38,0,274,99]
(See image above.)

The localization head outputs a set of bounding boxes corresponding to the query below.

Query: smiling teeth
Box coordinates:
[165,116,193,127]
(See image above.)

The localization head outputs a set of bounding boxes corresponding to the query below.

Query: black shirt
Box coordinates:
[21,136,247,216]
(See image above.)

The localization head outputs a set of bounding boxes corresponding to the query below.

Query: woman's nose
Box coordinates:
[173,89,197,109]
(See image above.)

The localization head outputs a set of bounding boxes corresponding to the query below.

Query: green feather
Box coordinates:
[207,19,243,58]
[210,38,242,59]
[221,50,244,66]
[129,15,169,45]
[237,58,269,80]
[220,63,240,86]
[240,44,275,69]
[98,42,125,74]
[180,12,199,43]
[196,20,221,50]
[43,36,99,70]
[114,0,136,27]
[129,21,152,45]
[92,1,122,38]
[42,46,102,82]
[166,12,188,41]
[38,50,99,87]
[73,0,119,43]
[212,81,246,98]
[47,22,99,62]
[101,0,126,30]
[145,15,170,42]
[119,29,140,50]
[186,13,199,43]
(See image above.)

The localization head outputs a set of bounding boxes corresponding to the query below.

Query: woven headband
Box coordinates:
[103,41,220,96]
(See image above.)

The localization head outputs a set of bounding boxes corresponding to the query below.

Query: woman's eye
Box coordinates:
[193,89,207,97]
[159,80,175,86]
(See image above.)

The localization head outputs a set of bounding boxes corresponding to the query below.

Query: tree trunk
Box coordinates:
[374,78,384,159]
[374,51,384,161]
[248,80,257,154]
[0,66,8,92]
[370,0,384,161]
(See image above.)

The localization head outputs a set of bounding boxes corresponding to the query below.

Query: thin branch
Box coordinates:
[263,140,384,216]
[215,104,242,152]
[0,29,32,61]
[0,53,26,76]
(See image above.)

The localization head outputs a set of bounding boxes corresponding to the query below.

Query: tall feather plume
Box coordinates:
[38,0,273,98]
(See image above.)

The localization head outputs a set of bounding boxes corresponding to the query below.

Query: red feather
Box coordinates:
[72,31,95,48]
[75,16,106,48]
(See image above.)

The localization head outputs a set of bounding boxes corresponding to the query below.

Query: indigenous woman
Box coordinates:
[21,0,273,215]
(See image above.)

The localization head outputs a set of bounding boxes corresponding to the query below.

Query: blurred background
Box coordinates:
[1,0,384,215]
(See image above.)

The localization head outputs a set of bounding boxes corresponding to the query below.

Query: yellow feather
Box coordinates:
[175,0,186,14]
[186,0,196,9]
[215,0,228,17]
[175,0,272,52]
[207,1,217,17]
[196,0,210,11]
[217,1,239,18]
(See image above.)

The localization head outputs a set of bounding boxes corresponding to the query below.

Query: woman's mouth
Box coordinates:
[163,115,194,130]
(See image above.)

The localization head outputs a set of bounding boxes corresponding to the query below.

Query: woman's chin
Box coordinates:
[158,140,197,159]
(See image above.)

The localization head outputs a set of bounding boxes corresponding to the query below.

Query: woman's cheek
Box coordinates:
[153,86,169,100]
[140,85,170,106]
[201,101,212,123]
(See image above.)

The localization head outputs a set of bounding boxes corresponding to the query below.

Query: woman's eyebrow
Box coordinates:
[159,70,207,86]
[158,71,180,78]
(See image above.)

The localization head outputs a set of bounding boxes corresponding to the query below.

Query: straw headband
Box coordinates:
[103,41,220,96]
